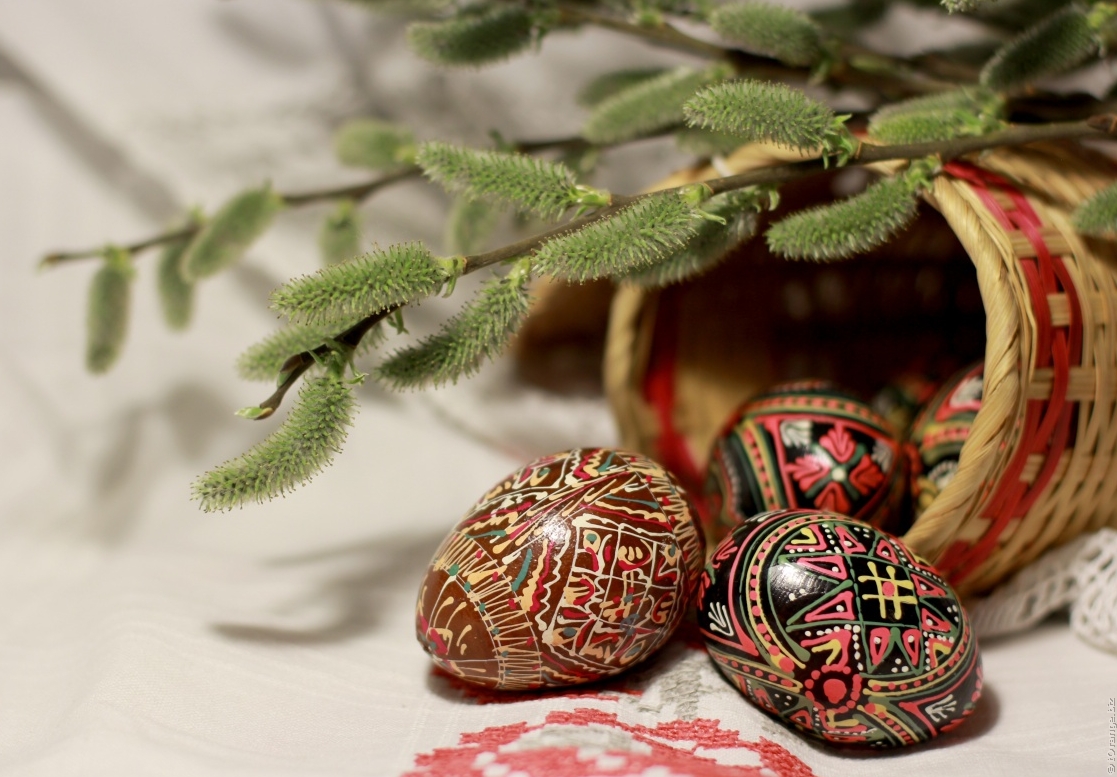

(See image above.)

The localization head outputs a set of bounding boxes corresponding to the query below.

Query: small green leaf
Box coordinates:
[576,68,668,108]
[334,119,416,170]
[417,142,598,220]
[582,64,733,145]
[533,190,706,282]
[1073,181,1117,235]
[766,174,920,261]
[86,247,135,374]
[980,6,1100,90]
[192,373,357,511]
[406,5,551,67]
[319,200,362,267]
[445,196,500,255]
[155,230,196,331]
[235,406,270,420]
[709,2,824,67]
[622,191,759,287]
[270,242,456,326]
[377,262,532,388]
[180,184,284,282]
[685,80,850,158]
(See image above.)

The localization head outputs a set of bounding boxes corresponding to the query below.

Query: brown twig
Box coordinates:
[253,306,397,420]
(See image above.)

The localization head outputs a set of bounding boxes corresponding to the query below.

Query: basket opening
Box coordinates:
[646,170,987,492]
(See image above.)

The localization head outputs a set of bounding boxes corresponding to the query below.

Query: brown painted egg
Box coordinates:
[908,363,983,520]
[704,381,905,549]
[697,509,982,749]
[416,448,705,690]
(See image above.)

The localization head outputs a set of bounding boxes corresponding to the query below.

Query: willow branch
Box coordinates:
[279,165,420,206]
[551,1,956,97]
[40,167,422,269]
[42,120,684,272]
[249,115,1117,417]
[703,117,1116,196]
[555,3,730,61]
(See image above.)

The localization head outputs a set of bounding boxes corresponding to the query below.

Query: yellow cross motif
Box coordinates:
[857,561,917,620]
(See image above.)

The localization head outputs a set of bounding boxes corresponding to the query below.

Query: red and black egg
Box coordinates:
[696,509,982,749]
[907,363,984,520]
[704,381,905,548]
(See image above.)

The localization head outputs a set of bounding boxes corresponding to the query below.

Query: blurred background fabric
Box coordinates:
[0,1,1114,775]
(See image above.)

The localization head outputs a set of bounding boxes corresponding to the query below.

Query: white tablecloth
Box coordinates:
[0,2,1114,775]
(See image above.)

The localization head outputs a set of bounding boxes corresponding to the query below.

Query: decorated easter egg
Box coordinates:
[697,509,982,749]
[871,373,938,438]
[704,381,905,548]
[908,363,983,519]
[416,448,705,691]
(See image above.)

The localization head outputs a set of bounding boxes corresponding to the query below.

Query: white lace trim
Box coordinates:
[969,528,1117,654]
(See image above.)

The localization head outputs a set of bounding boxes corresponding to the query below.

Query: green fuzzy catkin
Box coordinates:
[675,127,748,157]
[862,88,1005,145]
[236,321,383,381]
[685,80,841,154]
[446,196,500,255]
[334,119,416,170]
[869,110,988,144]
[341,0,453,16]
[869,87,996,121]
[623,192,758,287]
[377,263,532,389]
[582,64,733,145]
[319,200,362,267]
[86,247,135,374]
[766,175,919,261]
[533,190,704,282]
[416,142,589,220]
[406,5,542,67]
[1072,181,1117,235]
[576,68,668,108]
[155,233,195,331]
[709,2,824,67]
[869,88,1004,144]
[180,184,284,282]
[980,6,1099,90]
[192,373,356,511]
[271,242,455,326]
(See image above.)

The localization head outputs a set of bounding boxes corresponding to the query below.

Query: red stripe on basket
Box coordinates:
[1020,260,1054,363]
[642,290,705,496]
[938,161,1081,587]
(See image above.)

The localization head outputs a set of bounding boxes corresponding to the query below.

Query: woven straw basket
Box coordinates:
[603,141,1117,597]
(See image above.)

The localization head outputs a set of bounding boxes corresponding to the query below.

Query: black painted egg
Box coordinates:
[697,509,982,749]
[704,382,905,548]
[908,363,983,520]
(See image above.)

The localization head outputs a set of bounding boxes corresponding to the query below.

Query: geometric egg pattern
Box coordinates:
[697,509,982,748]
[907,362,984,520]
[416,448,705,691]
[705,382,906,548]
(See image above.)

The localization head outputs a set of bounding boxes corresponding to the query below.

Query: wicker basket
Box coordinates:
[604,141,1117,597]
